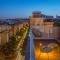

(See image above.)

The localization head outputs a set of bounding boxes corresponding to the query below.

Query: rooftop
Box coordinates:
[0,22,17,26]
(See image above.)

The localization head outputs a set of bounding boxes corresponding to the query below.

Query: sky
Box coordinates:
[0,0,60,19]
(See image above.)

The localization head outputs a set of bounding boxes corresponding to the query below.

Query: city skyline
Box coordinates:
[0,0,60,18]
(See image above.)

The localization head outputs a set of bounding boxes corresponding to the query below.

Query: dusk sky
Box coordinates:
[0,0,60,18]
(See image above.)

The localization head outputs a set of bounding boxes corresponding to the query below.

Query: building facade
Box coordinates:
[0,20,24,45]
[30,11,54,38]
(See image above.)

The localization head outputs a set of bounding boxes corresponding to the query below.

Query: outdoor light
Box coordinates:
[40,43,42,46]
[18,36,21,39]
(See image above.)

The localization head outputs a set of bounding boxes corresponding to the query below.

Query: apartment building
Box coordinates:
[0,20,24,45]
[30,11,54,38]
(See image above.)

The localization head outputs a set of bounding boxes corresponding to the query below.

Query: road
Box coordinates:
[25,36,30,60]
[30,28,35,60]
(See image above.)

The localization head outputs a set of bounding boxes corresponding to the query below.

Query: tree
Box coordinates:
[53,22,60,26]
[1,36,17,56]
